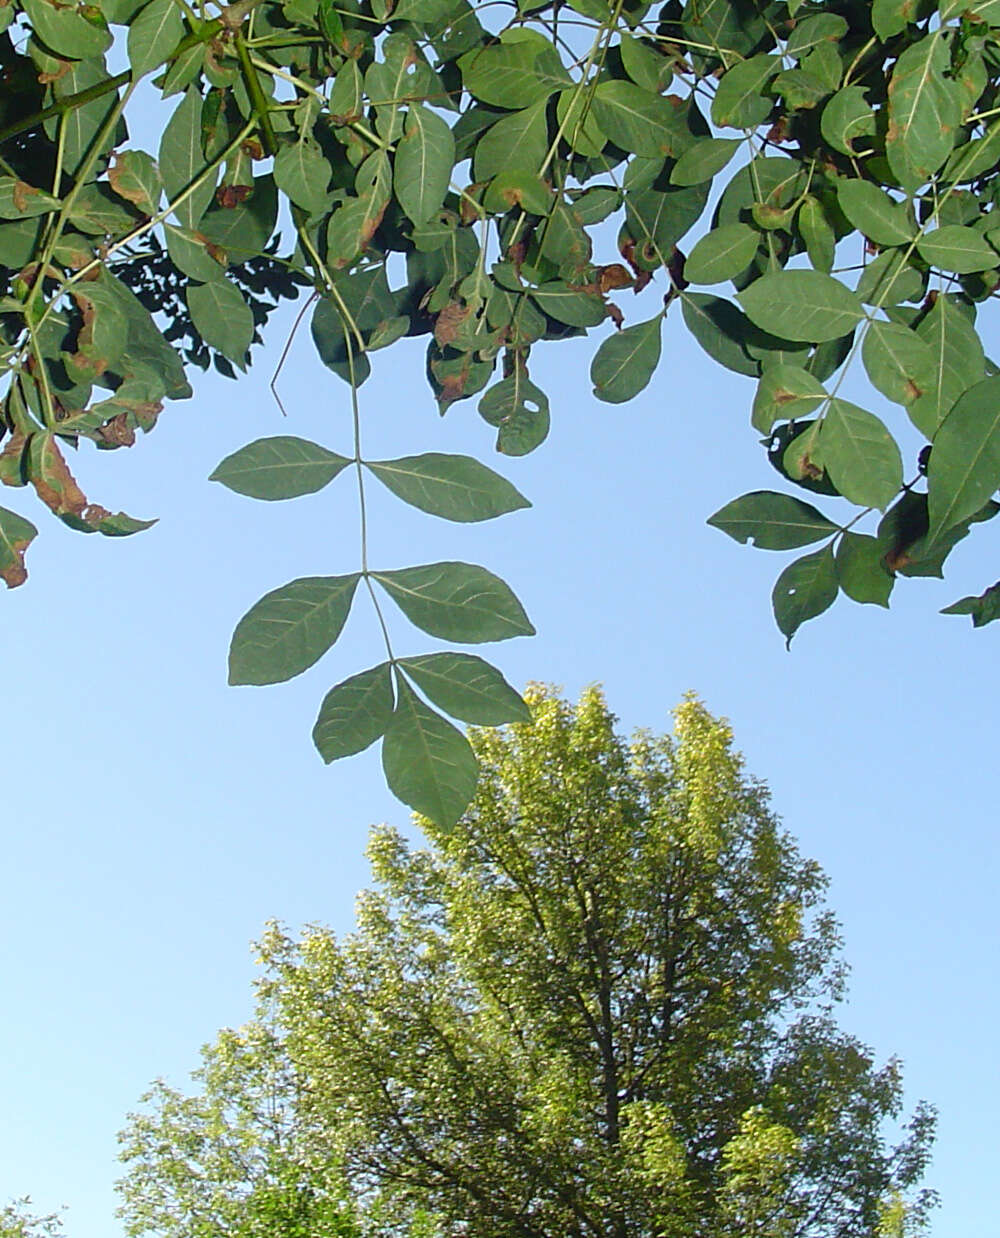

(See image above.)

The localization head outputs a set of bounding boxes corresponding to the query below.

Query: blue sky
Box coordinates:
[3,272,998,1235]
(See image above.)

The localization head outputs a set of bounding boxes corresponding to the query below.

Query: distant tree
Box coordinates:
[118,686,936,1237]
[0,1200,64,1238]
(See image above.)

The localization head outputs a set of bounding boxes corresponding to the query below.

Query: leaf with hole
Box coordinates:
[228,574,361,685]
[373,562,534,643]
[708,490,839,549]
[772,544,838,646]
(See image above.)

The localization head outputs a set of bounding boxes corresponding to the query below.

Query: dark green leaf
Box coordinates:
[670,137,741,186]
[394,104,455,226]
[684,223,759,284]
[187,280,254,365]
[886,33,962,190]
[313,663,394,762]
[592,81,690,157]
[127,0,183,77]
[708,490,839,549]
[927,375,1000,537]
[836,181,914,247]
[382,676,478,828]
[477,375,550,456]
[941,581,1000,627]
[159,85,217,231]
[909,295,985,436]
[366,453,530,522]
[836,532,893,607]
[681,293,758,376]
[228,574,361,685]
[590,315,663,403]
[820,86,876,156]
[820,399,902,510]
[739,271,865,343]
[274,140,331,215]
[0,178,60,220]
[710,55,779,129]
[398,652,530,724]
[916,226,999,274]
[751,365,827,433]
[373,561,534,643]
[772,545,838,646]
[861,320,935,407]
[211,437,350,500]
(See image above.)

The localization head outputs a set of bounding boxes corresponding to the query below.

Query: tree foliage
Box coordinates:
[6,0,1000,820]
[117,688,937,1237]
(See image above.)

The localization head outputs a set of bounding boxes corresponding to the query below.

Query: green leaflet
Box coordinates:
[820,86,876,156]
[751,365,827,433]
[590,315,663,403]
[916,226,1000,275]
[942,581,1000,627]
[228,574,361,685]
[836,532,893,607]
[928,375,1000,538]
[382,675,478,828]
[313,663,395,762]
[771,544,838,646]
[373,562,535,643]
[458,41,569,109]
[819,399,902,510]
[108,150,162,215]
[684,223,759,284]
[366,453,530,522]
[473,100,549,182]
[681,293,758,377]
[670,138,741,187]
[861,321,935,407]
[909,295,986,437]
[0,505,38,589]
[836,181,914,247]
[127,0,183,77]
[187,280,254,365]
[211,437,351,500]
[886,33,962,190]
[591,81,691,158]
[478,375,551,456]
[22,0,111,58]
[739,271,865,343]
[710,55,779,129]
[394,105,455,226]
[708,491,839,549]
[397,652,530,724]
[159,85,217,231]
[274,140,332,215]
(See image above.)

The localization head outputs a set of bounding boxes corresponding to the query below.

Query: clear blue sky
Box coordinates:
[3,267,998,1235]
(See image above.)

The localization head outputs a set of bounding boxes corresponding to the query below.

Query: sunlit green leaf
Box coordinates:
[366,453,530,522]
[708,490,839,549]
[739,271,865,343]
[374,562,534,643]
[313,663,394,762]
[772,544,838,646]
[211,437,350,500]
[229,574,361,685]
[382,675,478,828]
[590,316,663,403]
[398,652,531,724]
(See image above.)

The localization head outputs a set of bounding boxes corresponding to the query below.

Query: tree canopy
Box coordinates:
[5,0,1000,822]
[117,687,937,1237]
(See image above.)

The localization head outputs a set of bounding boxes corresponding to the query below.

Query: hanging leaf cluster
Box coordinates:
[5,0,1000,821]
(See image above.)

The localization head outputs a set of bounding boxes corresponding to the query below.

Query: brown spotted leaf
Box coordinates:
[0,504,37,588]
